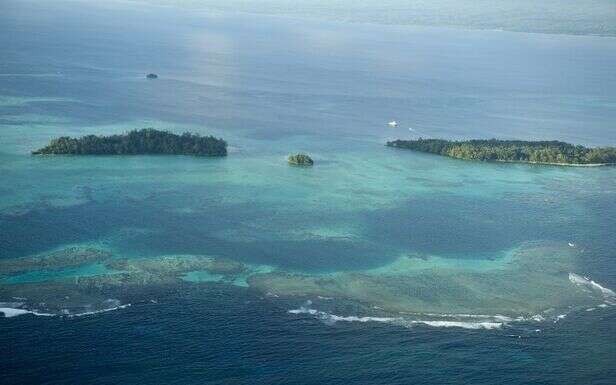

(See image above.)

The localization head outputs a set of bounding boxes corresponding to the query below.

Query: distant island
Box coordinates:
[386,139,616,166]
[33,128,227,157]
[288,153,314,166]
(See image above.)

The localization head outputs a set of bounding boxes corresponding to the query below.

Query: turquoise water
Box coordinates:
[1,1,616,383]
[2,263,114,284]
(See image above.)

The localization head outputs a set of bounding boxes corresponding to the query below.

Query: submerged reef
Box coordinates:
[105,255,246,277]
[0,243,613,322]
[32,128,227,157]
[0,250,250,315]
[288,153,314,166]
[247,242,614,316]
[0,247,111,276]
[387,138,616,165]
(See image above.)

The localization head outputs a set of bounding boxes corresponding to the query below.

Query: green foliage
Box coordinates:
[288,153,314,166]
[386,138,616,165]
[32,128,227,157]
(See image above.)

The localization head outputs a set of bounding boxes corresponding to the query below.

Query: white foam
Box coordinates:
[63,299,130,317]
[67,303,131,318]
[418,312,513,322]
[288,307,318,316]
[288,304,503,330]
[569,272,616,299]
[407,320,503,330]
[0,299,131,319]
[289,278,615,331]
[326,314,399,323]
[556,314,567,321]
[0,307,54,318]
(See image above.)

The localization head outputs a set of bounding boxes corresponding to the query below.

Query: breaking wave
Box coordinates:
[62,303,132,318]
[569,273,616,304]
[288,301,506,330]
[287,279,616,331]
[0,299,131,319]
[0,306,54,318]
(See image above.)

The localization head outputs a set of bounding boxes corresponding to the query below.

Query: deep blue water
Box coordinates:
[1,1,616,384]
[2,288,615,385]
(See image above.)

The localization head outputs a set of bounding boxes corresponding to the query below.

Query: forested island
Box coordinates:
[288,153,314,166]
[32,129,227,157]
[386,139,616,165]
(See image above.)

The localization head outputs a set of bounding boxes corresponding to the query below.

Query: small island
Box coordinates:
[146,73,158,79]
[386,138,616,166]
[288,153,314,166]
[33,128,227,157]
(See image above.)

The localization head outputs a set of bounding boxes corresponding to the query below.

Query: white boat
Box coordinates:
[388,121,398,127]
[568,242,575,247]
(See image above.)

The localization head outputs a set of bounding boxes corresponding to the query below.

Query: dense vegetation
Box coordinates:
[33,129,227,157]
[386,138,616,165]
[288,153,314,166]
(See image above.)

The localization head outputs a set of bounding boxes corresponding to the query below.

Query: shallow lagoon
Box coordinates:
[1,1,616,383]
[2,0,616,317]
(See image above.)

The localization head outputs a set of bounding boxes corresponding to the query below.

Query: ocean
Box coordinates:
[1,1,615,384]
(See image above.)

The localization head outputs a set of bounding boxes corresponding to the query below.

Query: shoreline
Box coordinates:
[387,145,616,167]
[494,159,615,167]
[386,140,616,167]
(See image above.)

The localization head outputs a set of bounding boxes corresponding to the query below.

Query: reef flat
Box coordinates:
[105,255,246,276]
[1,243,613,322]
[0,250,254,315]
[247,242,615,317]
[0,248,112,276]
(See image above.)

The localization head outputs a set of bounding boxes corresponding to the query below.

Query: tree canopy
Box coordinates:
[288,153,314,166]
[386,138,616,165]
[33,128,227,157]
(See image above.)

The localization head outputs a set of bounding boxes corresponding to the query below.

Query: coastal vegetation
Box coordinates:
[288,153,314,166]
[386,138,616,165]
[32,128,227,157]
